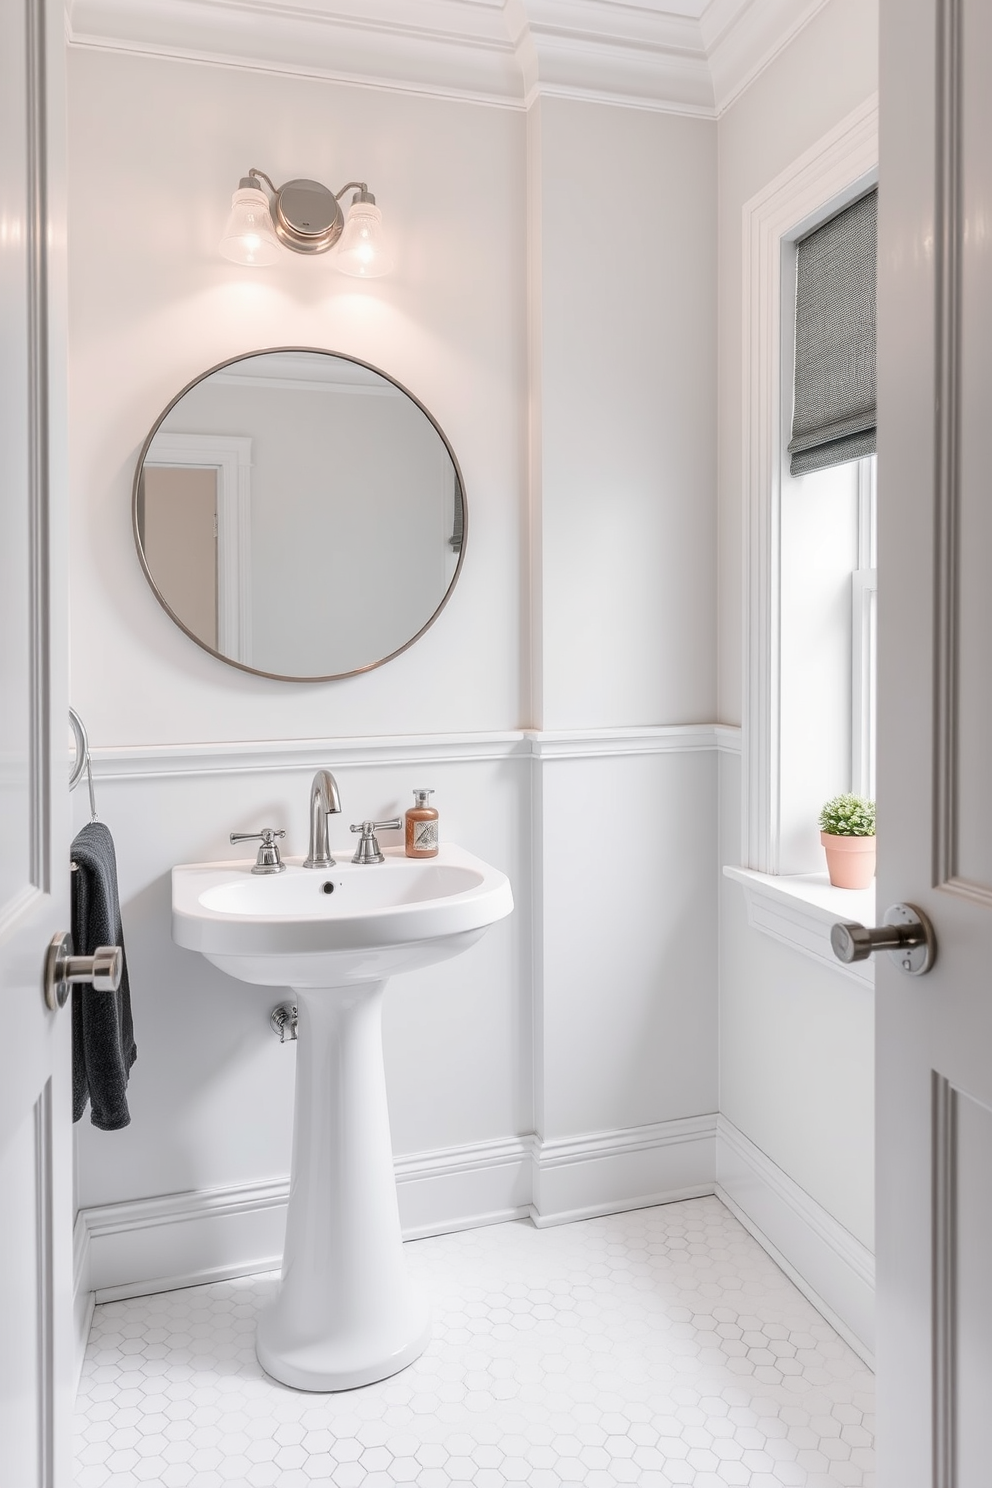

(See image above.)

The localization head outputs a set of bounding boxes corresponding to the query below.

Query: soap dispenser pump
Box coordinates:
[405,789,439,858]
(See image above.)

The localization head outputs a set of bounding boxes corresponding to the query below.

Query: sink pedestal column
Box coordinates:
[255,981,430,1391]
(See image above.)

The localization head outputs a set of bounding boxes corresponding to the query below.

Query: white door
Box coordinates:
[876,0,992,1482]
[0,0,73,1482]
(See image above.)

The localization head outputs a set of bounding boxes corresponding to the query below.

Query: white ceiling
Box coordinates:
[66,0,830,117]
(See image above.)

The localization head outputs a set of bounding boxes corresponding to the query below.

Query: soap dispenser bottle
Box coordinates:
[405,789,439,858]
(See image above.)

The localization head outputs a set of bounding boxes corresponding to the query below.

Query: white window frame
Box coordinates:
[740,96,878,876]
[852,457,877,801]
[142,431,253,666]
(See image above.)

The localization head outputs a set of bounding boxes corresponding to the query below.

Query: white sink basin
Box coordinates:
[172,844,513,985]
[171,841,512,1394]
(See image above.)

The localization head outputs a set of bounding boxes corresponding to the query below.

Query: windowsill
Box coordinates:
[723,865,875,986]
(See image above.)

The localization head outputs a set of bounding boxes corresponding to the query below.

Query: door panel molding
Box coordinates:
[930,0,992,906]
[26,0,52,899]
[933,0,962,895]
[931,1071,955,1488]
[34,1081,54,1488]
[931,1072,992,1487]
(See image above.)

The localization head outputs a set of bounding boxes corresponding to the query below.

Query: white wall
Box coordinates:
[716,0,879,1280]
[531,97,717,731]
[68,49,527,744]
[538,741,719,1140]
[67,44,721,1291]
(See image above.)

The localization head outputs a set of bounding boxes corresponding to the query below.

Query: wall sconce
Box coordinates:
[219,168,395,277]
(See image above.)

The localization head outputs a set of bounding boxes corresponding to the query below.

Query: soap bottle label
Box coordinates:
[413,819,438,852]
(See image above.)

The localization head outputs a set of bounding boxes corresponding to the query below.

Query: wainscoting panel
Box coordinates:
[70,723,757,1382]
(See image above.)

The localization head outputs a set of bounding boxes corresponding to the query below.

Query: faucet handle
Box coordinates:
[349,819,402,865]
[230,828,287,875]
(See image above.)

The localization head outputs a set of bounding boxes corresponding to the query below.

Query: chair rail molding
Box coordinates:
[740,94,878,873]
[77,724,736,782]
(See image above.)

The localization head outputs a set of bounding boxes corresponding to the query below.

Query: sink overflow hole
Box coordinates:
[321,881,335,895]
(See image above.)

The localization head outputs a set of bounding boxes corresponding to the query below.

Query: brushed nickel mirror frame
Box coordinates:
[132,347,468,682]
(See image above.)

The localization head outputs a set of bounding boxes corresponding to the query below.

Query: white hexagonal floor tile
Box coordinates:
[74,1197,874,1486]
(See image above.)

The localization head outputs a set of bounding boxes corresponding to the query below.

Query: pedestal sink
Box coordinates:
[172,845,513,1391]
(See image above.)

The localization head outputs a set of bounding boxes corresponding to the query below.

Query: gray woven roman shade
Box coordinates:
[788,188,877,477]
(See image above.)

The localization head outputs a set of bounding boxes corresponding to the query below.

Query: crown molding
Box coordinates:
[66,0,526,105]
[706,0,833,115]
[507,0,714,114]
[67,0,833,118]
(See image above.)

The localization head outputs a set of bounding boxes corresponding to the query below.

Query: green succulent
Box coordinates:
[819,794,876,837]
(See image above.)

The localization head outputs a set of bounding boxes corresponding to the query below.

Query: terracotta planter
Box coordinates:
[821,831,876,889]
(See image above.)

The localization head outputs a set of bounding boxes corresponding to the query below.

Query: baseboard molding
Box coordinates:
[74,1116,718,1370]
[395,1135,533,1238]
[530,1114,717,1226]
[74,1115,874,1381]
[715,1115,875,1364]
[81,1176,291,1304]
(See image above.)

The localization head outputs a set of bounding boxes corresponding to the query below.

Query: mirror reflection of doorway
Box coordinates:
[138,466,219,648]
[137,431,253,665]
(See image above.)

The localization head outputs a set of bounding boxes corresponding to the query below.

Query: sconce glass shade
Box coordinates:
[219,185,281,266]
[335,200,395,278]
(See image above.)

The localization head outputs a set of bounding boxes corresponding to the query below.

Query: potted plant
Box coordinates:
[819,794,876,888]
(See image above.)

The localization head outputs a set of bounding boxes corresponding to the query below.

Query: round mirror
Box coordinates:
[132,349,466,680]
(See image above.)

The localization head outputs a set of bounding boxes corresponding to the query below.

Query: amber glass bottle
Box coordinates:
[405,789,439,858]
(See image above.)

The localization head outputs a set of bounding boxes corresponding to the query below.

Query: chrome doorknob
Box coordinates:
[830,902,936,975]
[45,931,123,1010]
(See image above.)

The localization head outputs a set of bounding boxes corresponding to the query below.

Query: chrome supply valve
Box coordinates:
[270,1003,298,1043]
[230,828,286,874]
[349,819,402,865]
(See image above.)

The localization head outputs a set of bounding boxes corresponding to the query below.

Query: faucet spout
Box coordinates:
[302,769,342,869]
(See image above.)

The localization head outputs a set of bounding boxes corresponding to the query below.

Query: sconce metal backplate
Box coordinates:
[273,179,344,254]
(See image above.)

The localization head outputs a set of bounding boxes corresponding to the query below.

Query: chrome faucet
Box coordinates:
[302,769,342,869]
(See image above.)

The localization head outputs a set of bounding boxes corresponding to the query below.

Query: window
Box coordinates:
[739,98,878,879]
[729,103,880,971]
[778,451,876,873]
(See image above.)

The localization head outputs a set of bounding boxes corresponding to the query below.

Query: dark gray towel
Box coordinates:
[71,821,137,1129]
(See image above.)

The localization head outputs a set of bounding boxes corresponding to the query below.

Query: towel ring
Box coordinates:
[69,707,98,822]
